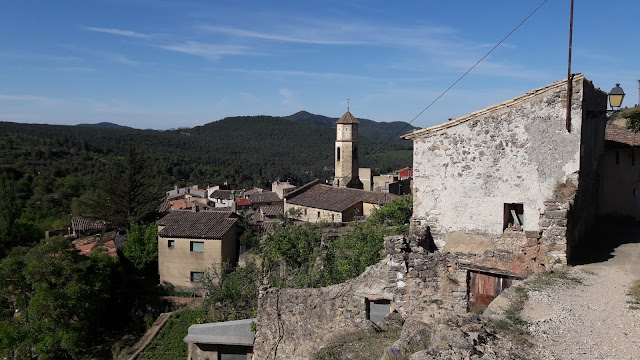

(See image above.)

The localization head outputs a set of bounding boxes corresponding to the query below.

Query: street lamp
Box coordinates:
[588,83,626,118]
[608,83,625,110]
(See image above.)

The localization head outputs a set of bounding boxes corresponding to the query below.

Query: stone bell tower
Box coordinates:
[333,107,363,189]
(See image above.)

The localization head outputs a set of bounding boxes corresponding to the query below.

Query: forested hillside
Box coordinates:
[284,110,418,145]
[0,114,411,233]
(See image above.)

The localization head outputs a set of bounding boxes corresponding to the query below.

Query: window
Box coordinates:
[503,203,524,231]
[317,211,321,218]
[190,241,204,252]
[190,271,204,282]
[365,298,391,323]
[168,240,175,248]
[337,147,341,161]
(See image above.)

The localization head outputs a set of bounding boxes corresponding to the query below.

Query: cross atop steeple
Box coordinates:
[347,98,349,112]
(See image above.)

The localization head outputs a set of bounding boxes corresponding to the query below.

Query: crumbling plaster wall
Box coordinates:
[411,76,606,269]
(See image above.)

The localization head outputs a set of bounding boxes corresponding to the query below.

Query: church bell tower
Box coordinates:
[333,107,363,189]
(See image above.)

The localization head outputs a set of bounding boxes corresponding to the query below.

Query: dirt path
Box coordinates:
[523,226,640,360]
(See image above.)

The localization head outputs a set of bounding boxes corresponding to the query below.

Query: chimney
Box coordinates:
[174,185,178,191]
[193,185,199,189]
[192,205,198,213]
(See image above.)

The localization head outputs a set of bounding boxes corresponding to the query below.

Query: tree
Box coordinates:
[625,107,640,132]
[0,237,120,359]
[80,144,162,230]
[0,175,22,250]
[123,223,158,270]
[202,262,261,321]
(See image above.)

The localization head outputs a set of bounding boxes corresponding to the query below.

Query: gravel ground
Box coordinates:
[523,236,640,360]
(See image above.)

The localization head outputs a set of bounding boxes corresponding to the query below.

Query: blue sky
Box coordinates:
[1,0,638,130]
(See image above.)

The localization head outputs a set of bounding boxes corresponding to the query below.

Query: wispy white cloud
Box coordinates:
[60,44,139,66]
[200,25,365,45]
[0,94,58,104]
[106,53,138,66]
[159,41,257,60]
[222,68,376,81]
[86,26,151,39]
[279,88,298,107]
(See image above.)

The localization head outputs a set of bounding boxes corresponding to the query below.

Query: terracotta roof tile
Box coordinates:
[286,182,399,212]
[71,217,106,232]
[157,210,238,239]
[72,231,118,257]
[336,110,359,124]
[236,198,251,206]
[260,205,284,217]
[244,187,264,196]
[249,191,281,203]
[606,123,640,146]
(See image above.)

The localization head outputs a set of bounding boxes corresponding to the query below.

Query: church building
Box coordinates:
[333,109,363,189]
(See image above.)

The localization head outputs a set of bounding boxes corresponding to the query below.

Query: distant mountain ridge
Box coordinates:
[283,111,418,143]
[76,122,133,129]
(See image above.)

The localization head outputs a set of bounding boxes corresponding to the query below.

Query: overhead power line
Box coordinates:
[336,0,549,184]
[374,0,550,155]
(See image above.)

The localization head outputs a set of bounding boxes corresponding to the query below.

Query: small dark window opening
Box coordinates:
[503,203,524,231]
[337,147,341,162]
[190,271,204,282]
[168,240,175,248]
[365,298,391,323]
[317,211,321,218]
[190,241,204,252]
[616,151,620,165]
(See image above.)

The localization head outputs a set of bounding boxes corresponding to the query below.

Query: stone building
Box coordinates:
[157,210,240,290]
[598,118,640,219]
[333,109,363,189]
[271,180,296,199]
[252,235,470,359]
[401,74,607,279]
[284,180,399,223]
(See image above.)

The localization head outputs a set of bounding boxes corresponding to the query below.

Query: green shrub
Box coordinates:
[138,309,207,360]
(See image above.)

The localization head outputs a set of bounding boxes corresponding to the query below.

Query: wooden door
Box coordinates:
[468,271,512,313]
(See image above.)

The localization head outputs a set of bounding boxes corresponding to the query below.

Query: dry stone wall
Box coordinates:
[252,235,469,359]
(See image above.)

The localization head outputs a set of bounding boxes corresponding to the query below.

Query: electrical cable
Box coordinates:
[337,0,549,184]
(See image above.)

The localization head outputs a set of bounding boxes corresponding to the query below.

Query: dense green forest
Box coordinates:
[0,113,412,233]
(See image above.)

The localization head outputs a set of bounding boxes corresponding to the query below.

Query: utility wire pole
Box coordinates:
[566,0,574,132]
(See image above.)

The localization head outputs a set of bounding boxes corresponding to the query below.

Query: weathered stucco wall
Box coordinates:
[283,203,344,223]
[409,76,606,269]
[158,231,238,289]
